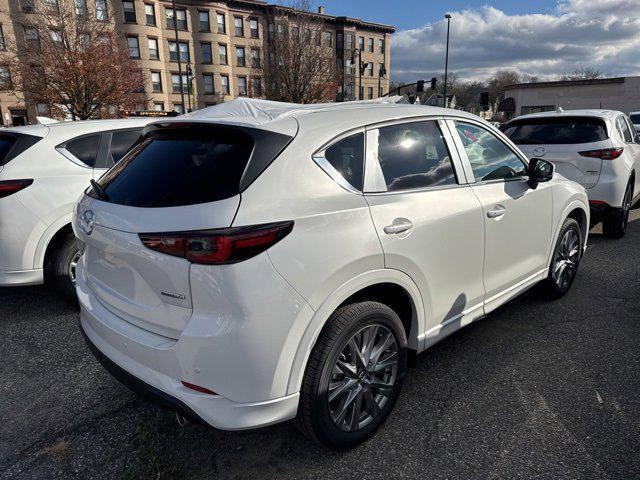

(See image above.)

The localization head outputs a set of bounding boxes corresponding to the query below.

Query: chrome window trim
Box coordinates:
[311,127,365,194]
[55,145,93,169]
[447,117,530,184]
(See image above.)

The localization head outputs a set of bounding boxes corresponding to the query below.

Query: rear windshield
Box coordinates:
[0,135,16,165]
[504,117,609,145]
[630,114,640,124]
[95,125,255,207]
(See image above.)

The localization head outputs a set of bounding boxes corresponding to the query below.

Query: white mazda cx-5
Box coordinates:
[74,99,589,450]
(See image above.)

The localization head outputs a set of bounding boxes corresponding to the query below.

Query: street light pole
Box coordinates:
[172,0,185,111]
[443,13,451,108]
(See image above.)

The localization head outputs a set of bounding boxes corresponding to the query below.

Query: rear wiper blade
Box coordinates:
[90,179,109,201]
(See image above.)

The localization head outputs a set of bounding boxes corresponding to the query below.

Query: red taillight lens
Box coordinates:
[139,221,293,265]
[0,179,33,198]
[578,148,624,160]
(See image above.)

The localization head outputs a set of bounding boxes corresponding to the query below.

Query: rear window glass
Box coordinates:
[0,135,16,165]
[504,117,608,145]
[97,126,254,207]
[67,134,101,167]
[630,114,640,124]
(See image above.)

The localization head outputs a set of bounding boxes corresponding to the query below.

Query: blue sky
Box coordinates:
[310,0,559,30]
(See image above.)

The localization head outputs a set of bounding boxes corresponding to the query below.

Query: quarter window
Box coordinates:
[315,132,364,191]
[370,121,457,192]
[108,129,141,166]
[455,121,526,182]
[66,134,100,167]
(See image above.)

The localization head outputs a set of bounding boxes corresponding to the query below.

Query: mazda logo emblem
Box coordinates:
[81,210,94,235]
[533,147,546,157]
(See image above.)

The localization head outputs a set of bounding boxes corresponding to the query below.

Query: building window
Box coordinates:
[217,13,225,34]
[171,73,188,93]
[168,41,189,62]
[0,66,11,89]
[367,86,373,99]
[151,71,162,92]
[250,18,259,38]
[345,33,354,50]
[292,26,299,39]
[345,58,353,75]
[144,4,155,25]
[95,0,107,20]
[0,26,5,51]
[221,74,229,94]
[325,31,333,47]
[50,30,63,43]
[234,17,243,37]
[127,36,140,58]
[24,26,39,47]
[43,0,58,11]
[201,42,212,63]
[153,102,164,111]
[203,74,214,94]
[173,103,184,114]
[250,48,260,68]
[238,76,247,96]
[358,36,364,51]
[148,37,158,60]
[122,1,136,22]
[236,46,245,67]
[367,63,373,76]
[75,0,87,16]
[20,0,35,13]
[166,8,187,31]
[252,77,262,96]
[379,38,385,54]
[368,37,374,52]
[36,103,50,115]
[199,11,210,32]
[277,24,285,36]
[218,44,227,64]
[379,63,385,77]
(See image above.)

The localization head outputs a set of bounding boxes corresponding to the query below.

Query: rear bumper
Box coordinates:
[0,268,44,286]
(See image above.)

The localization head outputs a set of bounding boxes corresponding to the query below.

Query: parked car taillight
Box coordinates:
[578,148,624,160]
[139,221,294,265]
[0,179,33,199]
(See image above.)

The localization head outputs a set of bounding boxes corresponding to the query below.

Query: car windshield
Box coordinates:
[504,117,608,145]
[630,114,640,124]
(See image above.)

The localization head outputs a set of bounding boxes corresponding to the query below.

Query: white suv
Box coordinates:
[74,100,589,450]
[0,118,150,302]
[504,110,640,238]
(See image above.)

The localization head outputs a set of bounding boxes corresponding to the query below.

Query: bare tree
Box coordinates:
[262,0,340,103]
[560,64,604,81]
[487,69,522,106]
[11,0,147,119]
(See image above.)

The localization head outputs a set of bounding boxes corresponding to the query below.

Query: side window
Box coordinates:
[107,128,142,167]
[617,116,633,143]
[314,132,364,191]
[66,134,100,167]
[454,121,526,182]
[372,120,457,192]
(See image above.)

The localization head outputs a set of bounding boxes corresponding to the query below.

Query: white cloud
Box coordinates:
[391,0,640,82]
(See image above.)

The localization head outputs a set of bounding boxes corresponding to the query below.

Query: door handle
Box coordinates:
[384,219,414,234]
[487,206,507,218]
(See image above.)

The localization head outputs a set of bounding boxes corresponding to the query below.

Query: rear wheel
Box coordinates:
[295,301,407,450]
[603,181,633,238]
[45,232,80,306]
[541,218,582,299]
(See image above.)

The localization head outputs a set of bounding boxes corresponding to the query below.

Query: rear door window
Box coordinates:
[107,128,142,166]
[504,117,608,145]
[368,120,457,192]
[66,134,101,167]
[97,125,255,207]
[616,116,633,143]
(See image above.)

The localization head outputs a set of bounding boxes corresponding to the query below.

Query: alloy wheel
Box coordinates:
[68,251,81,286]
[552,228,580,289]
[328,324,399,432]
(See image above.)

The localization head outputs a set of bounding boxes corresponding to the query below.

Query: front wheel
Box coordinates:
[541,218,582,299]
[295,301,408,450]
[45,232,80,306]
[603,181,633,238]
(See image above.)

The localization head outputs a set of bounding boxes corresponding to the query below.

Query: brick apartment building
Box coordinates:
[0,0,394,125]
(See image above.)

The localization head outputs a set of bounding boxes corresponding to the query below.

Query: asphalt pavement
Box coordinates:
[1,211,639,480]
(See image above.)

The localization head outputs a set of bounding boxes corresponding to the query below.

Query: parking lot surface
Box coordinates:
[1,211,639,480]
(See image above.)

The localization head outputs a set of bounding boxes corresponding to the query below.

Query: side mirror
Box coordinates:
[527,158,554,189]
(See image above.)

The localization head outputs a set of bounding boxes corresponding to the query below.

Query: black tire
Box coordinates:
[541,218,582,299]
[295,301,407,451]
[45,232,80,306]
[603,181,633,239]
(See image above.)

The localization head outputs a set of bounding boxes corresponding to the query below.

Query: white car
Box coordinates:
[74,99,589,450]
[504,109,640,238]
[0,118,150,302]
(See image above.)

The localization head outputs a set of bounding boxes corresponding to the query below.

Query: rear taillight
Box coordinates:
[0,179,33,198]
[578,148,624,160]
[139,221,294,265]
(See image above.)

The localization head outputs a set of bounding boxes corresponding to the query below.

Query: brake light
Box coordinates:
[139,221,294,265]
[578,148,624,160]
[0,179,33,198]
[181,381,217,395]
